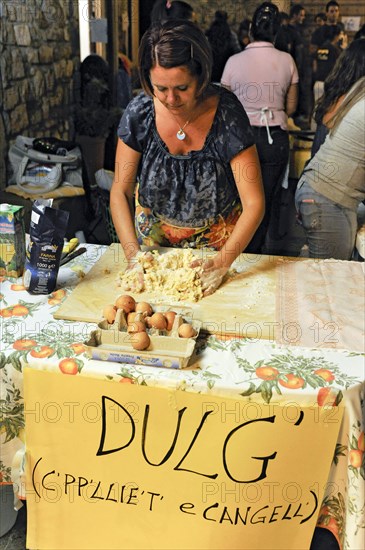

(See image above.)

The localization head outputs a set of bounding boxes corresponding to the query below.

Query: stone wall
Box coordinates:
[0,0,80,189]
[195,0,254,29]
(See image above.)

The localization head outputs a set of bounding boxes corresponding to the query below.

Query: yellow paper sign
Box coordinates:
[24,369,343,550]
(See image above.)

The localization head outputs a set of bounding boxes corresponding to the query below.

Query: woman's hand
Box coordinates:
[123,261,144,292]
[122,251,154,292]
[191,257,228,296]
[200,259,228,296]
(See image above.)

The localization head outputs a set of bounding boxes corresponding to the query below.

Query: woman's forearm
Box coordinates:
[110,139,141,262]
[215,201,265,269]
[216,145,265,269]
[110,184,140,262]
[286,83,298,116]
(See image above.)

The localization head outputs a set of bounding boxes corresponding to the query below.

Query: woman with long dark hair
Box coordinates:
[295,39,365,260]
[312,38,365,155]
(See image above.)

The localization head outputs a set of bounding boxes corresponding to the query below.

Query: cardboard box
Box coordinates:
[0,204,26,277]
[85,307,201,369]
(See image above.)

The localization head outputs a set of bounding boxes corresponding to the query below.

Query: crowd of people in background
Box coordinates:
[134,0,362,136]
[110,0,364,272]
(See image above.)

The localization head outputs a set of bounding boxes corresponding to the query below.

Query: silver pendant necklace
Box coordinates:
[176,119,190,141]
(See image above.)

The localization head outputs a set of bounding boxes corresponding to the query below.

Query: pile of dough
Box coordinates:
[118,249,204,302]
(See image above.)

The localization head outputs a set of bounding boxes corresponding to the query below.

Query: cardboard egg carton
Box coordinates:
[85,307,201,369]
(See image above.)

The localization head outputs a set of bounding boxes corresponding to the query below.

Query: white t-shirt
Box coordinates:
[221,42,299,130]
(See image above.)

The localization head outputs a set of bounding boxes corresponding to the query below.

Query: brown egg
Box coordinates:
[164,311,177,331]
[127,320,146,334]
[102,304,117,324]
[128,311,145,324]
[135,301,153,317]
[178,323,197,338]
[145,316,153,328]
[131,331,150,351]
[127,311,138,324]
[115,294,136,313]
[149,312,167,330]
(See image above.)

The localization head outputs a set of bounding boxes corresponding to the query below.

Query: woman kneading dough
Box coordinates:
[110,20,264,296]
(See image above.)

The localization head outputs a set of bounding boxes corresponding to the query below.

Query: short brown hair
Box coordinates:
[138,20,212,97]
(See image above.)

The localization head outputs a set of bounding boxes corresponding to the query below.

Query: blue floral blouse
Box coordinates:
[117,85,254,228]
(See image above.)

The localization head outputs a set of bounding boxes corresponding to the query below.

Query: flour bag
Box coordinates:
[24,199,69,294]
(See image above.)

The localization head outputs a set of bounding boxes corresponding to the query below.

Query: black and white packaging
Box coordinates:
[23,200,69,294]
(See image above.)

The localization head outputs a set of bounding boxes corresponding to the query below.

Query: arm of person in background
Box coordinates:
[339,30,348,50]
[311,94,346,157]
[110,139,141,264]
[286,82,298,116]
[310,43,318,56]
[194,145,265,296]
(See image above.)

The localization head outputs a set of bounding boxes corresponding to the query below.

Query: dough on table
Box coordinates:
[118,249,204,302]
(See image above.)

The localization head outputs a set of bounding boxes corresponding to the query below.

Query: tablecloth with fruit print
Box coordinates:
[0,244,364,550]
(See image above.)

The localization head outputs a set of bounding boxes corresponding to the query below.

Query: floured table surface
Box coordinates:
[54,244,289,338]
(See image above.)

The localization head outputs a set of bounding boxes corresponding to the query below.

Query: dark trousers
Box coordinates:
[297,64,314,119]
[310,527,340,550]
[246,126,289,253]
